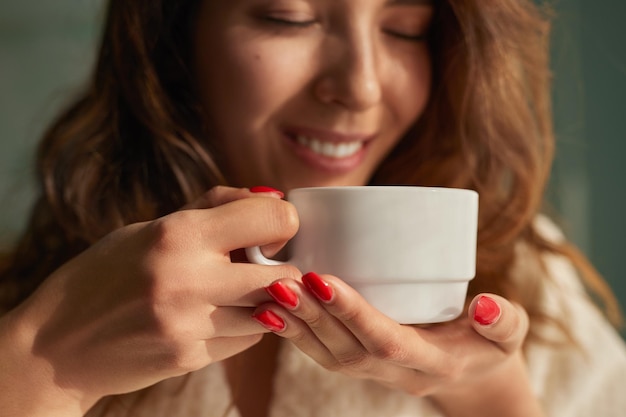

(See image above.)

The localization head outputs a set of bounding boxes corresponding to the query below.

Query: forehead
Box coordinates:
[196,0,435,18]
[200,0,435,9]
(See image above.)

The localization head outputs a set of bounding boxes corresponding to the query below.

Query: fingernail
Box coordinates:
[266,282,299,309]
[474,296,501,326]
[252,310,285,332]
[250,186,285,199]
[302,272,333,302]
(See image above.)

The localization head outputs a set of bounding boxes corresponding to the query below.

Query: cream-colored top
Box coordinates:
[87,216,626,417]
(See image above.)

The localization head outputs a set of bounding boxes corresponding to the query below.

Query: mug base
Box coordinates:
[350,281,470,324]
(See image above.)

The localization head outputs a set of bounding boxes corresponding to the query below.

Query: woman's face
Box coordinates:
[194,0,434,191]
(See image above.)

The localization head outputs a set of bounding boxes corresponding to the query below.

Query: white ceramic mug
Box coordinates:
[246,186,479,324]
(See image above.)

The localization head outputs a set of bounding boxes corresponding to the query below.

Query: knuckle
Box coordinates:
[160,343,205,373]
[371,338,408,363]
[146,294,201,341]
[418,343,466,382]
[148,314,197,370]
[285,326,309,346]
[335,306,364,326]
[150,305,184,337]
[303,309,328,331]
[275,264,302,279]
[149,214,186,251]
[267,199,299,239]
[197,187,221,207]
[143,264,196,309]
[282,201,300,233]
[335,350,372,371]
[204,185,239,206]
[148,211,202,254]
[209,185,229,196]
[437,357,465,382]
[321,360,342,372]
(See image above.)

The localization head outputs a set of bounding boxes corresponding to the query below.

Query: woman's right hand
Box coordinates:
[0,186,300,416]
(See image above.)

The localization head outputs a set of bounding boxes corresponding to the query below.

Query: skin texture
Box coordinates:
[0,188,298,415]
[256,275,542,416]
[193,0,433,190]
[0,1,545,416]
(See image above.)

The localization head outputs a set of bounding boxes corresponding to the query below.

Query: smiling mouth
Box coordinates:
[294,135,365,159]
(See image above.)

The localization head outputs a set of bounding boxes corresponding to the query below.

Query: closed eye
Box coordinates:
[384,29,428,42]
[261,16,316,28]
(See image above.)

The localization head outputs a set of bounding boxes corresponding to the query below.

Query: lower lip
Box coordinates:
[283,133,368,173]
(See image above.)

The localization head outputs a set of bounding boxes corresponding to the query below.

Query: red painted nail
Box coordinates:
[252,310,285,332]
[302,272,333,302]
[250,186,285,198]
[474,296,501,326]
[266,282,299,309]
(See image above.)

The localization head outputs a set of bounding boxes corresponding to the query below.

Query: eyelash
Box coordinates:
[262,16,316,28]
[261,17,428,43]
[384,30,428,43]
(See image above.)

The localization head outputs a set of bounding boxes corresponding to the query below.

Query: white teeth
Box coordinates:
[295,135,363,158]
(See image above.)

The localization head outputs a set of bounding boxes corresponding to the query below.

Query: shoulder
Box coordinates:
[522,214,626,417]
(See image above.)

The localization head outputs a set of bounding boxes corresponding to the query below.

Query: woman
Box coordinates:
[0,0,624,416]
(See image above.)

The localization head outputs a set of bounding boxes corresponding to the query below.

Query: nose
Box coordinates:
[314,33,383,111]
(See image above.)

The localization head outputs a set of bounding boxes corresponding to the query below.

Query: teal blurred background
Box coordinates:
[548,0,626,338]
[0,1,624,337]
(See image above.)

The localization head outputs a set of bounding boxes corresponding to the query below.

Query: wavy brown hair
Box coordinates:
[0,0,621,404]
[372,0,622,335]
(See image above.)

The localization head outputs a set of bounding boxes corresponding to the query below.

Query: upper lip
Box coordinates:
[284,126,375,143]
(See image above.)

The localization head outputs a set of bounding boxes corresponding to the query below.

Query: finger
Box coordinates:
[203,263,303,307]
[251,303,339,369]
[167,303,270,340]
[156,190,297,257]
[208,306,273,337]
[251,301,434,393]
[247,186,290,257]
[197,197,299,254]
[183,185,286,211]
[468,294,529,353]
[301,272,449,373]
[204,334,264,363]
[264,279,368,365]
[183,186,289,257]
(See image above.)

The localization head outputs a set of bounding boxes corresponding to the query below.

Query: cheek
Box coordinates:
[197,38,313,133]
[388,47,432,127]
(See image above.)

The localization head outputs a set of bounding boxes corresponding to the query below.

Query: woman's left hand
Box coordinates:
[252,273,545,417]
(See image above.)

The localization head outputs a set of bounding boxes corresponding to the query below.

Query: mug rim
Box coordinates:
[288,185,478,197]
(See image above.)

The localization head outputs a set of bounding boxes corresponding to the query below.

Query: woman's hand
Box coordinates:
[0,186,299,416]
[253,273,545,417]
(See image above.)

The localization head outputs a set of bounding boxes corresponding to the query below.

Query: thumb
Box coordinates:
[184,186,291,260]
[468,294,529,353]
